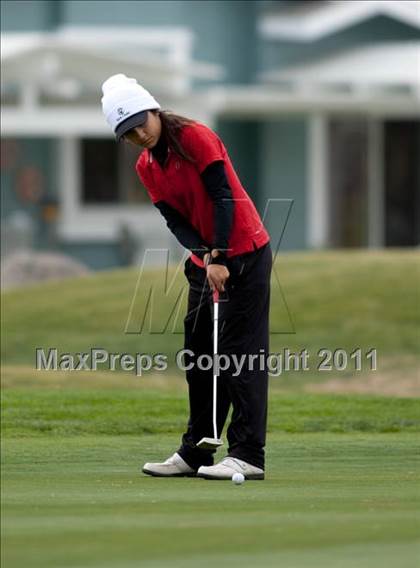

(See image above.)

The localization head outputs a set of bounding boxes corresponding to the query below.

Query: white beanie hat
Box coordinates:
[101,73,161,141]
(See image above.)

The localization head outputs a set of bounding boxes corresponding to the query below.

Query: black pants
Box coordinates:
[177,241,272,470]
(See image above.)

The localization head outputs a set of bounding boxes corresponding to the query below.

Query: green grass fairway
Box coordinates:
[2,371,420,568]
[2,433,419,568]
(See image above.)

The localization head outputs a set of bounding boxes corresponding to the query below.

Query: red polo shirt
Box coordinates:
[136,121,270,268]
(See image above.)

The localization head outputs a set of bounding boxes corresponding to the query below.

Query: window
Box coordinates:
[81,138,149,204]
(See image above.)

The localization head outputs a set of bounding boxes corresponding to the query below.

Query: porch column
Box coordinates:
[367,118,385,248]
[307,113,329,248]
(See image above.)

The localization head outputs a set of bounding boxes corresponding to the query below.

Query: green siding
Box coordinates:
[3,3,419,82]
[0,0,60,31]
[216,119,261,209]
[2,1,257,84]
[260,119,307,251]
[64,0,258,85]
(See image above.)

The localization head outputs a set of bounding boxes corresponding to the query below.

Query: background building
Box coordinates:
[2,0,419,269]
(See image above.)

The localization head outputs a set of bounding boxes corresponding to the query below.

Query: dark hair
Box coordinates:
[153,110,197,163]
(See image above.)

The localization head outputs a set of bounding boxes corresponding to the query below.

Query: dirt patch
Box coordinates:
[0,365,186,391]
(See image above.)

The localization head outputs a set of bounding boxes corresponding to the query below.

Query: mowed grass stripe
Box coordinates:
[2,387,420,436]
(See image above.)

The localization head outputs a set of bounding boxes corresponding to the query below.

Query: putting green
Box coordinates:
[2,433,419,568]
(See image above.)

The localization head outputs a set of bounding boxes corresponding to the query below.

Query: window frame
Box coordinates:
[57,137,159,242]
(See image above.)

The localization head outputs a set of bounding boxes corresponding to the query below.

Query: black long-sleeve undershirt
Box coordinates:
[201,160,234,253]
[152,155,234,263]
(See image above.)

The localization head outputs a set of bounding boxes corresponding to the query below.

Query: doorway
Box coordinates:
[384,120,420,247]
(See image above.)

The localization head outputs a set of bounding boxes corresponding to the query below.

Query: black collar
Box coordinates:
[151,131,168,166]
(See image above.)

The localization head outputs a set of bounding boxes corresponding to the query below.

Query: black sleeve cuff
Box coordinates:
[209,252,228,266]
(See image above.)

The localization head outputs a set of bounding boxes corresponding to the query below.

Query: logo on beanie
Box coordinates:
[116,107,130,122]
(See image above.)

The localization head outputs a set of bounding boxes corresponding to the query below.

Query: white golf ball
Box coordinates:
[232,472,245,485]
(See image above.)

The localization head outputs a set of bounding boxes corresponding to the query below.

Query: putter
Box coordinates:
[196,288,224,450]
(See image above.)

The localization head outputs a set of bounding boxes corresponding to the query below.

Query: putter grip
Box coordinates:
[213,289,219,303]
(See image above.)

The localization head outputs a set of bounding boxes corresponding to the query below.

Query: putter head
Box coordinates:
[196,437,224,450]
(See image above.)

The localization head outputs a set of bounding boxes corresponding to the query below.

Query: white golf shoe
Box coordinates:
[142,452,196,477]
[197,457,265,480]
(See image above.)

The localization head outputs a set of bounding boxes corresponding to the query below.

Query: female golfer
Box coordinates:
[102,74,272,480]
